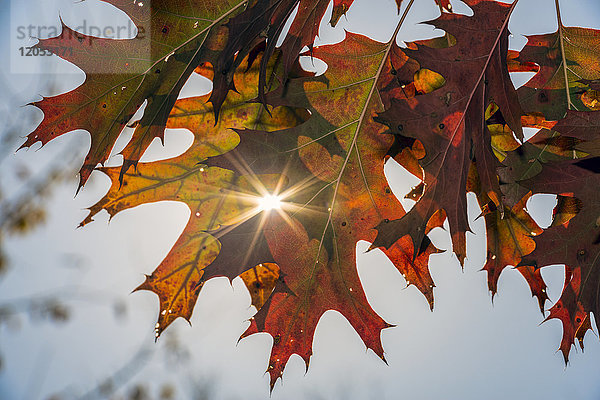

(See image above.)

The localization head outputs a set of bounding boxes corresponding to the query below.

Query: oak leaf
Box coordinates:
[372,0,522,264]
[83,52,307,333]
[519,158,600,360]
[515,17,600,120]
[208,28,443,387]
[20,0,250,188]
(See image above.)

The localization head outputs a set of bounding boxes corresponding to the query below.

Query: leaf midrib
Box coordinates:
[293,0,418,335]
[555,0,574,111]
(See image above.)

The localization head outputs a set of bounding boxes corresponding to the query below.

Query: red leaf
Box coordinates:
[372,0,522,264]
[20,0,250,188]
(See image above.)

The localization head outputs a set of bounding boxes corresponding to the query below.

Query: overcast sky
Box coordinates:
[2,0,600,399]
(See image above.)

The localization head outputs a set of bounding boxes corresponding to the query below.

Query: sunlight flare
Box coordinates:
[258,194,283,211]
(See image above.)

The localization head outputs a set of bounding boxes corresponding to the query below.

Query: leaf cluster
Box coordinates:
[19,0,600,389]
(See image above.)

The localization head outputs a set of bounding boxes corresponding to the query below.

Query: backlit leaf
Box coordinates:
[372,0,522,264]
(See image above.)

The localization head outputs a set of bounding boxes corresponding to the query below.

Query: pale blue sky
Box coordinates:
[1,0,600,399]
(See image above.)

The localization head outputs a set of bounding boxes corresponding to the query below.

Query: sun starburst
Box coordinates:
[258,194,283,211]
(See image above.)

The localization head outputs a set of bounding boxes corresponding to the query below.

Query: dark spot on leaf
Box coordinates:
[341,222,346,226]
[274,334,281,345]
[438,123,445,129]
[538,90,548,103]
[576,317,582,324]
[155,69,161,74]
[102,104,107,108]
[397,124,403,132]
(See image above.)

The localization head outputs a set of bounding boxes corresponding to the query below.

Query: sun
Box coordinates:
[258,194,283,211]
